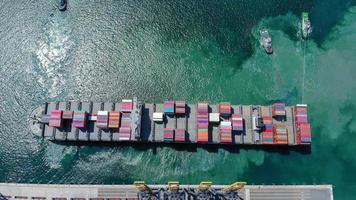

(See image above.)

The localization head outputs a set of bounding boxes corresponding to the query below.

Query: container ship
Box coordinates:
[29,98,312,146]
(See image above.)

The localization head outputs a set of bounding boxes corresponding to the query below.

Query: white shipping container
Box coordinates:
[89,116,97,121]
[98,111,108,116]
[221,121,231,127]
[252,117,259,131]
[296,104,308,107]
[153,112,164,122]
[209,113,220,122]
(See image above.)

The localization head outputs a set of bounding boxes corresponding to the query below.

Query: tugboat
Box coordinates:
[302,12,312,39]
[58,0,67,11]
[260,29,273,54]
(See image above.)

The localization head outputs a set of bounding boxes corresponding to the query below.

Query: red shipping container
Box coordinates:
[175,129,186,142]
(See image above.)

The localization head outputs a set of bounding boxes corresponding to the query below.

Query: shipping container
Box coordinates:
[108,111,121,128]
[121,99,133,113]
[120,112,131,128]
[49,110,63,128]
[220,124,232,143]
[62,111,73,120]
[118,127,131,141]
[164,100,175,114]
[97,111,109,128]
[232,114,244,131]
[197,102,209,142]
[209,113,220,122]
[164,128,174,142]
[197,102,209,113]
[153,112,163,122]
[297,123,311,144]
[175,129,186,142]
[273,125,288,144]
[219,102,231,116]
[272,103,286,116]
[197,131,209,142]
[175,100,186,114]
[73,110,87,128]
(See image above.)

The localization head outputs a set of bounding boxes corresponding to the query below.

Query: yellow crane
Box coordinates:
[134,181,152,193]
[198,181,212,191]
[223,182,247,192]
[168,181,180,191]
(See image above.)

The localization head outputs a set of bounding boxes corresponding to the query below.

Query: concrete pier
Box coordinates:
[0,183,333,200]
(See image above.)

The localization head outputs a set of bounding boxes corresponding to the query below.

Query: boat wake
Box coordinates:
[34,15,74,98]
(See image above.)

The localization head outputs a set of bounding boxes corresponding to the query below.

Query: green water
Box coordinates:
[1,0,356,199]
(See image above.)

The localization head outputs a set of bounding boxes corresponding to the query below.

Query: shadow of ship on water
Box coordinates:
[51,139,311,155]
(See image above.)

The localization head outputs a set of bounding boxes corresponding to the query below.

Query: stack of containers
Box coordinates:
[96,111,108,129]
[49,110,62,127]
[231,114,243,131]
[197,102,209,142]
[73,110,87,128]
[262,116,273,144]
[108,111,121,129]
[62,111,73,120]
[273,125,288,144]
[220,121,232,143]
[121,99,133,113]
[197,101,209,113]
[175,100,186,114]
[295,104,311,144]
[297,123,311,144]
[295,105,308,123]
[219,102,232,116]
[164,128,174,142]
[272,103,286,116]
[119,112,131,141]
[120,113,131,128]
[175,129,186,142]
[164,100,175,115]
[118,127,131,141]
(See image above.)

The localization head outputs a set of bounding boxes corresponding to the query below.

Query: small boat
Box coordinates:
[302,12,312,39]
[59,0,67,11]
[260,29,273,54]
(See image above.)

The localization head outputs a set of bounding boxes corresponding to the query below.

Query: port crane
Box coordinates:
[219,182,246,200]
[134,181,162,200]
[185,182,215,200]
[163,181,186,200]
[134,181,246,200]
[185,181,246,200]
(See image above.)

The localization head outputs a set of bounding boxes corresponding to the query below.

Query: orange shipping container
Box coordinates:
[275,141,288,144]
[263,141,274,144]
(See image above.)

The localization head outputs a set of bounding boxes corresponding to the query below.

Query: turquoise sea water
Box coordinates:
[1,0,356,199]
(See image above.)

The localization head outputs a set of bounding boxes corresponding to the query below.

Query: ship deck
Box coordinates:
[0,183,333,200]
[40,101,300,146]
